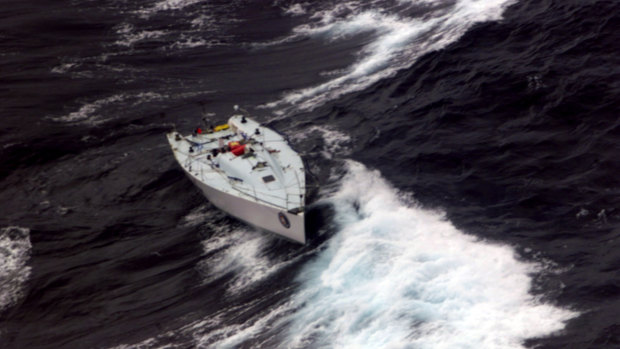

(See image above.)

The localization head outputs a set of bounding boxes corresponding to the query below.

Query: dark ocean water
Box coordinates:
[1,0,619,348]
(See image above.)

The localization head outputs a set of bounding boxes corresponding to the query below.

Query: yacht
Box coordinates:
[166,108,306,243]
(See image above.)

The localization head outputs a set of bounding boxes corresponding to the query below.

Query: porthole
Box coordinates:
[278,212,290,229]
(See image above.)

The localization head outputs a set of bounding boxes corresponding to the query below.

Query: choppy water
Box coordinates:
[1,0,618,348]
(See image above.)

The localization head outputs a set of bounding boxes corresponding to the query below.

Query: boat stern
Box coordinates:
[272,210,305,244]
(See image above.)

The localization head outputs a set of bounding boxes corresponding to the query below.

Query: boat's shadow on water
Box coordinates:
[304,201,336,246]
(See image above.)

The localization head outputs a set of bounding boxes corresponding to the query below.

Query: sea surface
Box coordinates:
[1,0,619,348]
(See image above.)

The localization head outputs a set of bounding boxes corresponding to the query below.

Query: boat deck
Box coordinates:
[167,115,305,212]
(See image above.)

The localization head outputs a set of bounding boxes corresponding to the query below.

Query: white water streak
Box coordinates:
[266,0,517,111]
[0,226,32,312]
[282,161,577,348]
[52,92,165,124]
[108,160,577,349]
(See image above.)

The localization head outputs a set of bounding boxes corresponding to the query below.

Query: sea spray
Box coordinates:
[0,226,32,312]
[284,161,576,348]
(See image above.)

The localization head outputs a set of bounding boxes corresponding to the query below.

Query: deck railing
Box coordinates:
[180,136,305,213]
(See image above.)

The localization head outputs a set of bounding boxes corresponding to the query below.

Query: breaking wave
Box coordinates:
[138,161,578,348]
[266,0,517,110]
[282,161,577,348]
[198,227,286,296]
[0,226,32,312]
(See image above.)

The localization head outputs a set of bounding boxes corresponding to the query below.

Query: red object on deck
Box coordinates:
[228,141,246,156]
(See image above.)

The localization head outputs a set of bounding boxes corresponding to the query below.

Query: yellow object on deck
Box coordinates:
[214,124,229,132]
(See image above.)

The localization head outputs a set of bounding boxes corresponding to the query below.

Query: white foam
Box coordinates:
[106,160,578,348]
[110,296,296,349]
[53,94,124,123]
[51,62,78,74]
[109,1,240,53]
[168,37,213,50]
[295,125,352,159]
[198,227,295,296]
[196,299,297,349]
[151,0,203,12]
[52,92,166,124]
[181,205,214,227]
[265,0,517,111]
[0,226,32,312]
[283,3,308,16]
[281,161,577,348]
[134,0,204,18]
[115,23,167,47]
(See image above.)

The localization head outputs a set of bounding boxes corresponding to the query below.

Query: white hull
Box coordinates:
[186,172,305,243]
[167,112,306,244]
